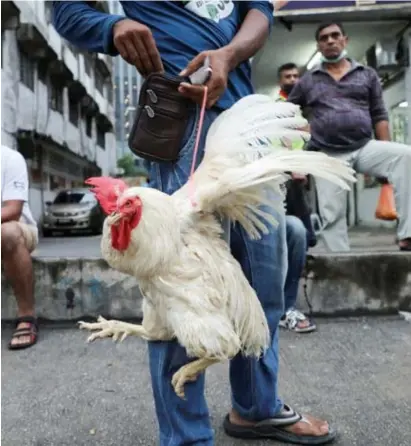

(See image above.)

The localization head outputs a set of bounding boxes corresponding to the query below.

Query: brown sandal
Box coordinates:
[8,316,38,350]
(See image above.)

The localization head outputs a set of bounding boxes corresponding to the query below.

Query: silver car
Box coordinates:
[41,188,105,237]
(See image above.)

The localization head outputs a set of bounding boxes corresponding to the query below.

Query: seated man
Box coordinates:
[1,145,39,349]
[288,21,411,252]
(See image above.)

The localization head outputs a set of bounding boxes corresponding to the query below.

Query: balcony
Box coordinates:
[49,59,73,84]
[96,53,112,78]
[96,112,114,134]
[1,1,20,30]
[16,24,53,61]
[81,95,100,118]
[67,79,87,101]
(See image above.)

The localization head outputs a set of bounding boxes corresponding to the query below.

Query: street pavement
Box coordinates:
[32,226,399,259]
[2,316,411,446]
[32,234,102,258]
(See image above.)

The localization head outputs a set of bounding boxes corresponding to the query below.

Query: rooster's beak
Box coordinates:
[107,212,122,225]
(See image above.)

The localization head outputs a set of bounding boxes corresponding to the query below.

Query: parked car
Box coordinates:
[41,188,105,237]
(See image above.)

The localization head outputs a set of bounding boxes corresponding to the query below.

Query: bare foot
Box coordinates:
[283,414,329,437]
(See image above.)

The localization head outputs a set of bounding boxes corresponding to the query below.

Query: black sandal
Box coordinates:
[223,404,337,445]
[8,316,39,350]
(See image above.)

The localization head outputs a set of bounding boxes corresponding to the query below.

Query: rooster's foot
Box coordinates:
[171,358,220,399]
[78,316,147,343]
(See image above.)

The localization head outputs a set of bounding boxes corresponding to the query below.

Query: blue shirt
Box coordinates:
[52,1,273,110]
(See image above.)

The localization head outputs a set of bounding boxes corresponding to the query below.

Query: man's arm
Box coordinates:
[287,78,307,109]
[52,1,125,54]
[180,1,273,107]
[225,1,274,70]
[1,151,29,223]
[52,2,163,75]
[368,69,390,141]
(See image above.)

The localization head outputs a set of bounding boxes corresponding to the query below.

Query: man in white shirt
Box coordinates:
[1,145,39,349]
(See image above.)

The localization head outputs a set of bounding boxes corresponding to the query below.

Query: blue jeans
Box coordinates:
[146,107,287,446]
[284,216,307,312]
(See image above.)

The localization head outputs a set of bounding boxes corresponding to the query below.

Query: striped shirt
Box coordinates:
[287,60,388,152]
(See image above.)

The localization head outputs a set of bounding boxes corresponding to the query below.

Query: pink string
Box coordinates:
[188,86,208,207]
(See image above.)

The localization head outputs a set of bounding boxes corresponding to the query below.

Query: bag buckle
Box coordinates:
[145,105,155,118]
[147,89,158,103]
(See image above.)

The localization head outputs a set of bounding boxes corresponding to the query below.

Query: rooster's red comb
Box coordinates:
[85,176,128,215]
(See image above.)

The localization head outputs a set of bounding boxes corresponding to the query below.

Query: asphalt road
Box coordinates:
[2,316,411,446]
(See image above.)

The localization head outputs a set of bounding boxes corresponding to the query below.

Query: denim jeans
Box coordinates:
[146,106,287,446]
[284,215,307,312]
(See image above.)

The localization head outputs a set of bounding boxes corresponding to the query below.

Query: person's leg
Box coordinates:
[315,176,350,252]
[228,207,286,422]
[145,107,219,446]
[284,215,307,311]
[2,221,38,349]
[225,209,335,443]
[280,216,316,333]
[353,140,411,250]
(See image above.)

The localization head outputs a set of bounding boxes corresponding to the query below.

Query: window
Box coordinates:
[53,190,96,204]
[107,82,113,103]
[97,125,105,149]
[391,101,409,145]
[1,31,5,68]
[95,70,104,94]
[50,174,67,191]
[37,60,48,84]
[49,81,63,113]
[44,1,53,23]
[68,96,79,126]
[85,114,92,137]
[19,49,35,90]
[84,53,93,76]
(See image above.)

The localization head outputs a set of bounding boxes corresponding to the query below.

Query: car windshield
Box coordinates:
[53,191,95,205]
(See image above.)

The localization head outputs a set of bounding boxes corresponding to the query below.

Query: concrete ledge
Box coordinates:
[1,253,411,321]
[299,252,411,316]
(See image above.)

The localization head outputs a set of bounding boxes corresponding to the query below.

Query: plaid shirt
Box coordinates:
[287,60,388,152]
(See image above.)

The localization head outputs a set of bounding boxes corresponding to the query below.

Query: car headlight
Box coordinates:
[77,210,90,216]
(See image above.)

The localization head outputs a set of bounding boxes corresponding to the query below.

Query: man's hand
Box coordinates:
[113,19,163,76]
[179,49,232,109]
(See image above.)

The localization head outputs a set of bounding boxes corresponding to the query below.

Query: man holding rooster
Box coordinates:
[52,1,335,444]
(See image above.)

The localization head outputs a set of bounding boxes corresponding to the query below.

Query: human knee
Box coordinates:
[286,216,307,245]
[1,222,24,254]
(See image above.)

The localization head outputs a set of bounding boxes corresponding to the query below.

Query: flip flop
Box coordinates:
[8,316,38,350]
[223,404,337,445]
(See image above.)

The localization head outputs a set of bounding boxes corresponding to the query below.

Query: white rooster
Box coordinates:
[79,96,355,398]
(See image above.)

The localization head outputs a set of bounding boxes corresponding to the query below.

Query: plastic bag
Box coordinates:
[375,183,398,221]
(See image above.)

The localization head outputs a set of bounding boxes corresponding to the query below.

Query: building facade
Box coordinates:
[108,0,144,161]
[1,0,117,222]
